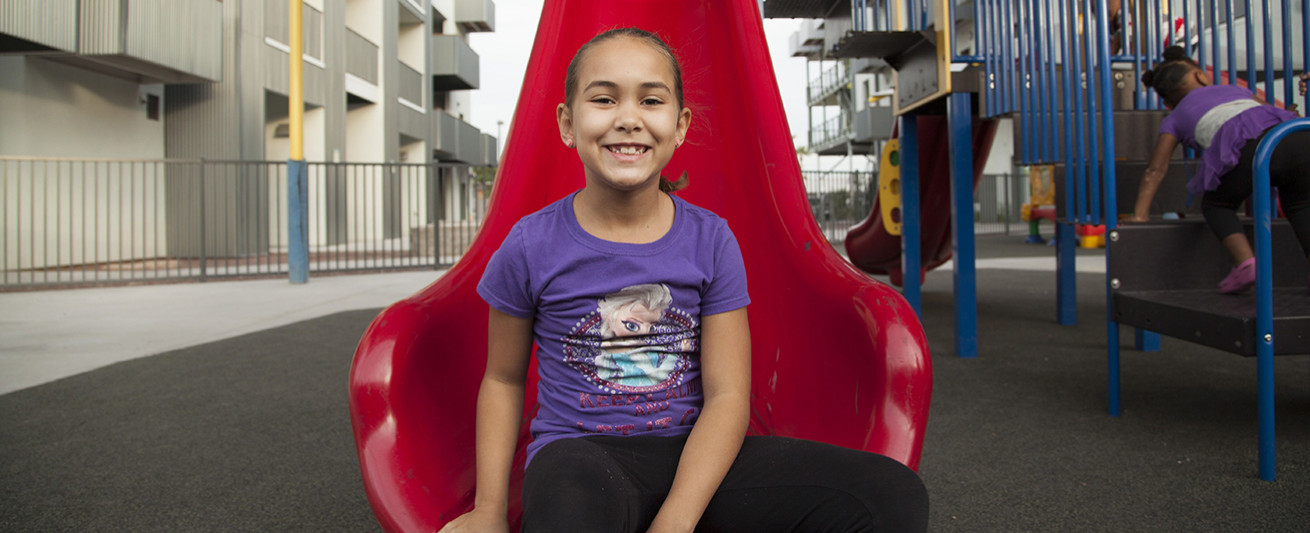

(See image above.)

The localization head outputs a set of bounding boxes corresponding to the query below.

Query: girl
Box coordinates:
[1130,46,1310,294]
[439,28,928,533]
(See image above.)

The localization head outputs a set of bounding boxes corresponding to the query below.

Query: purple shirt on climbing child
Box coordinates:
[1159,84,1299,195]
[477,191,751,466]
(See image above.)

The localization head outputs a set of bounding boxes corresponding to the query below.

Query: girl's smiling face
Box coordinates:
[557,37,692,192]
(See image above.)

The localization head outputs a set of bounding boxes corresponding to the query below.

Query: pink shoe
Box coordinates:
[1218,257,1256,294]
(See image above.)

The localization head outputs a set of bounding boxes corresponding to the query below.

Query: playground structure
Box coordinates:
[770,0,1305,481]
[348,1,932,530]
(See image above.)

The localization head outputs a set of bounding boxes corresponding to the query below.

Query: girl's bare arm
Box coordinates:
[647,307,752,533]
[1130,133,1180,221]
[439,308,534,533]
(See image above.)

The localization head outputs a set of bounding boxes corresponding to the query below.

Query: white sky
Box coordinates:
[466,2,811,152]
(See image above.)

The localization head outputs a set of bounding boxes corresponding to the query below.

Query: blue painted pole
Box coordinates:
[1245,0,1256,93]
[948,93,978,359]
[1095,0,1121,417]
[901,115,922,315]
[1057,0,1077,326]
[1225,0,1237,86]
[1134,329,1161,351]
[288,161,309,283]
[1281,0,1292,109]
[1261,0,1273,100]
[1056,222,1077,325]
[1251,119,1308,481]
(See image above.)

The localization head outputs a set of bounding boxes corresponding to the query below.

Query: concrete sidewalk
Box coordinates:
[0,270,444,395]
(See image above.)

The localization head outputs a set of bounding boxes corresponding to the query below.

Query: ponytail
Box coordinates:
[659,171,689,192]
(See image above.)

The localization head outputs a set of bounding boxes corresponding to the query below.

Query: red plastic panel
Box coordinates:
[844,117,998,285]
[348,1,932,531]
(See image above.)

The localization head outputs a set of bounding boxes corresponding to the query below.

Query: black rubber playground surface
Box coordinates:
[3,236,1308,531]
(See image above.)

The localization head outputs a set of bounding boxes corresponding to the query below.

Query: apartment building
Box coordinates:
[1,0,496,268]
[786,18,895,159]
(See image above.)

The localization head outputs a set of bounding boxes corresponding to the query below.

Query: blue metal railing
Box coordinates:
[852,0,1306,479]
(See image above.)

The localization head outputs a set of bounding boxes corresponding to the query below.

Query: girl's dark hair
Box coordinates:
[564,27,689,192]
[1142,46,1201,107]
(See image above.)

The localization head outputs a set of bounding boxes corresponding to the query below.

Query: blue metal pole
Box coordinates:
[1096,0,1121,417]
[1057,0,1078,326]
[901,115,922,315]
[1072,0,1088,221]
[1245,0,1257,93]
[1033,0,1048,163]
[1135,0,1146,110]
[1084,0,1102,225]
[1210,0,1220,77]
[1134,328,1161,351]
[984,0,994,116]
[1005,0,1017,113]
[1197,0,1208,73]
[1043,0,1058,163]
[1262,0,1273,99]
[949,93,978,359]
[1281,0,1293,109]
[288,161,309,283]
[1019,0,1032,164]
[1251,119,1308,481]
[1225,0,1237,86]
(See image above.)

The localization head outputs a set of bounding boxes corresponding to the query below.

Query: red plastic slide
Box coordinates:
[845,117,999,286]
[348,2,932,531]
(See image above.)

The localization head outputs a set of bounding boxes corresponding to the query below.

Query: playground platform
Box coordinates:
[1,234,1307,531]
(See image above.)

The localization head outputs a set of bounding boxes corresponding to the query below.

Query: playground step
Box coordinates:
[1108,220,1310,356]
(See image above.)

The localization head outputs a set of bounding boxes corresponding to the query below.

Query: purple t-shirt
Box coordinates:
[1159,84,1298,195]
[477,191,750,466]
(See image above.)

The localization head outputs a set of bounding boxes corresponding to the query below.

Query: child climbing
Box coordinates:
[438,28,928,533]
[1128,46,1310,294]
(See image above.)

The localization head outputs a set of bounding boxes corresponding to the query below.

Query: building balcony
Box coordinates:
[481,133,499,166]
[3,0,222,84]
[808,63,845,106]
[852,106,894,143]
[433,111,486,164]
[789,19,824,58]
[432,34,479,91]
[456,0,496,33]
[1,0,79,54]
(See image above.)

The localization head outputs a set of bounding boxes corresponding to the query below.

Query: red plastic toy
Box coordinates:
[348,1,933,531]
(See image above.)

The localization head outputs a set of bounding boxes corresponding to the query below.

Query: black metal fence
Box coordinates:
[1,158,492,289]
[804,170,1027,249]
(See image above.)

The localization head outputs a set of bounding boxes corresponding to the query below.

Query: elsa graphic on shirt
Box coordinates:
[562,283,697,394]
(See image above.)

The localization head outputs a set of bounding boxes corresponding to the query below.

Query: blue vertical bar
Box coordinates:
[1072,0,1088,222]
[1250,120,1308,481]
[1134,0,1146,110]
[1196,0,1208,73]
[1134,328,1161,351]
[1034,0,1048,163]
[983,0,994,116]
[1261,0,1273,99]
[1225,0,1237,85]
[1057,0,1077,326]
[1044,0,1059,163]
[1018,0,1032,164]
[1084,0,1102,225]
[1281,0,1293,109]
[1057,222,1077,325]
[1209,0,1220,76]
[1245,0,1257,92]
[288,159,308,283]
[1005,1,1017,113]
[949,93,978,359]
[1097,0,1122,418]
[901,115,922,315]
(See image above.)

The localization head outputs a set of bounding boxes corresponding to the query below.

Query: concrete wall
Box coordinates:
[0,57,164,159]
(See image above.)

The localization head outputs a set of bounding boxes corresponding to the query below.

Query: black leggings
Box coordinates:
[522,434,928,533]
[1201,129,1310,257]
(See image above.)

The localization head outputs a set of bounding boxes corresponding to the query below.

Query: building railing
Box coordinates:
[808,62,846,104]
[0,158,494,290]
[346,29,380,84]
[811,114,851,148]
[398,62,424,106]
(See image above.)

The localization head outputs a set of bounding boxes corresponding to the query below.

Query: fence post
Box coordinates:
[199,162,207,282]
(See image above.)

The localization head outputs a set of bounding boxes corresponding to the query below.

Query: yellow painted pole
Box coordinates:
[288,0,308,283]
[289,0,304,161]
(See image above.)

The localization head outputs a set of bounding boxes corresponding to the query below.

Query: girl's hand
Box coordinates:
[437,508,509,533]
